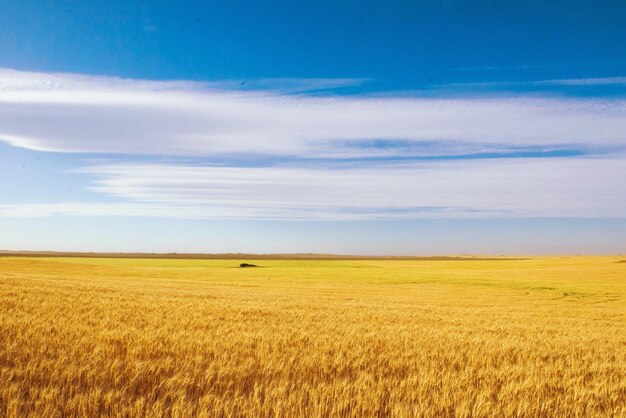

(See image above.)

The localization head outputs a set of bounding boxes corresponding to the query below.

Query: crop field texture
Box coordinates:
[0,256,624,417]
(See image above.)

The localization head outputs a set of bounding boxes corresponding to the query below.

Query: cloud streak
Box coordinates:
[534,77,626,86]
[2,156,624,220]
[1,68,625,159]
[64,157,626,219]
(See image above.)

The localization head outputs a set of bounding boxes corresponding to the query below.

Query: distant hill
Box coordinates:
[0,250,526,261]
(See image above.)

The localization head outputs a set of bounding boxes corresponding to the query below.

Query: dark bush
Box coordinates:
[239,263,258,268]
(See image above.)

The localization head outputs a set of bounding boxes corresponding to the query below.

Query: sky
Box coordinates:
[0,0,625,254]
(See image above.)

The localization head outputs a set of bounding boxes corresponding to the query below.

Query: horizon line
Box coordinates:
[2,250,624,260]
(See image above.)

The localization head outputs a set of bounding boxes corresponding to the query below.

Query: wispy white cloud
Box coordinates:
[533,77,626,86]
[0,68,625,159]
[452,60,626,72]
[436,76,626,90]
[232,77,371,93]
[41,157,621,219]
[0,202,473,220]
[2,156,624,220]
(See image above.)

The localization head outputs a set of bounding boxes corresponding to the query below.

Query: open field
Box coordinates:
[0,256,624,417]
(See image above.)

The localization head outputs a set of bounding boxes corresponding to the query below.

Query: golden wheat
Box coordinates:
[0,256,624,417]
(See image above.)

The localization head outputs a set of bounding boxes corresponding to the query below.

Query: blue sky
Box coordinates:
[0,0,625,254]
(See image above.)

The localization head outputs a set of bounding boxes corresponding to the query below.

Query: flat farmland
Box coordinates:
[0,256,624,417]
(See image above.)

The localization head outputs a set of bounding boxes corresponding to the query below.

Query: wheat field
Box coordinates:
[0,256,624,417]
